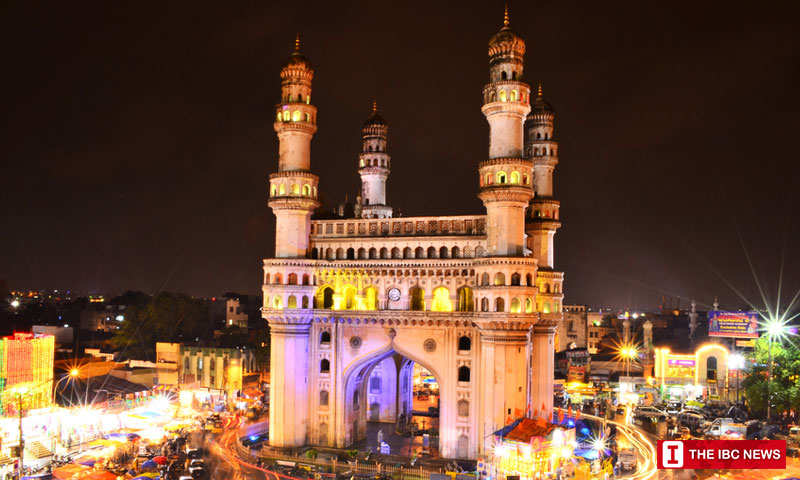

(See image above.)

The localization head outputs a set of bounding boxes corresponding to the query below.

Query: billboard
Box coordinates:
[708,311,759,338]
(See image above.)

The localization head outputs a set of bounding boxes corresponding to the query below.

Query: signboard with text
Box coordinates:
[709,311,759,338]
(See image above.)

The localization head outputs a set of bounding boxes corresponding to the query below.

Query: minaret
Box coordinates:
[524,84,561,269]
[268,35,320,258]
[357,101,392,219]
[689,300,699,339]
[478,7,534,256]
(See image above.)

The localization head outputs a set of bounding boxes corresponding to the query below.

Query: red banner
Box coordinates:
[657,440,786,469]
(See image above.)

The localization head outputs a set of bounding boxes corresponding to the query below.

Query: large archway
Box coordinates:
[342,346,442,457]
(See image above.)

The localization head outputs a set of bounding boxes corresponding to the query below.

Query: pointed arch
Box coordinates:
[494,272,505,286]
[432,286,452,312]
[495,297,505,312]
[403,247,413,259]
[364,286,378,310]
[415,246,425,258]
[457,287,474,312]
[510,171,520,184]
[409,287,425,311]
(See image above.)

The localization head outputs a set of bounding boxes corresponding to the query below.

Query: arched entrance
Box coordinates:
[343,346,441,457]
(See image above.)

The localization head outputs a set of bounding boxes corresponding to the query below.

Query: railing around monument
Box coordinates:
[235,435,444,480]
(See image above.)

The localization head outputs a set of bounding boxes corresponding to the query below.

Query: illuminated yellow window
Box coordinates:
[305,113,311,122]
[288,94,293,102]
[276,112,281,122]
[283,111,290,121]
[291,184,300,194]
[510,90,517,101]
[292,110,301,122]
[364,287,378,310]
[272,296,283,309]
[432,287,452,312]
[485,173,492,185]
[279,184,286,195]
[270,184,277,196]
[306,95,311,104]
[525,298,533,313]
[499,90,507,102]
[302,184,311,195]
[496,171,507,184]
[288,295,297,309]
[543,302,551,314]
[457,287,474,312]
[510,171,520,184]
[410,287,425,311]
[510,297,521,313]
[342,286,356,310]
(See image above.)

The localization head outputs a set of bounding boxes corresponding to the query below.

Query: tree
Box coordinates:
[112,292,211,360]
[742,334,800,418]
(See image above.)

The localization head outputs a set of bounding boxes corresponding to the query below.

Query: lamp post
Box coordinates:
[52,369,80,405]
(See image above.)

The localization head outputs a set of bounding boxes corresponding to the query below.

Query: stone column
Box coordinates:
[268,319,311,448]
[529,324,555,419]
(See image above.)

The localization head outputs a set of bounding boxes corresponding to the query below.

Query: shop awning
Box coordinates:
[242,387,262,397]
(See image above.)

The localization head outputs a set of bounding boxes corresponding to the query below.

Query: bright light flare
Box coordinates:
[727,353,745,370]
[10,299,20,308]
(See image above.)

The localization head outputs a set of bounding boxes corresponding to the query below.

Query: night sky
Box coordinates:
[2,1,799,312]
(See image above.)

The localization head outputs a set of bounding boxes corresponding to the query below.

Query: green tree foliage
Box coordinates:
[112,292,211,360]
[743,335,800,418]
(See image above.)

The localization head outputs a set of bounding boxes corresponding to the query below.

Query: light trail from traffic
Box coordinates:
[583,413,658,480]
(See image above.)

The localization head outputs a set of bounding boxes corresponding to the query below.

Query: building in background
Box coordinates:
[0,333,55,415]
[558,305,588,352]
[653,343,729,402]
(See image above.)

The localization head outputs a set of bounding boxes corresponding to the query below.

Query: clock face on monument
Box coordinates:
[388,288,401,302]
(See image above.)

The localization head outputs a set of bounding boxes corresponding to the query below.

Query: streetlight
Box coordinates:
[52,369,80,405]
[10,299,20,308]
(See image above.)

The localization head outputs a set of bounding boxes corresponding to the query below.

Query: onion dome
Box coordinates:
[530,83,554,115]
[281,34,313,75]
[363,100,386,126]
[488,6,526,58]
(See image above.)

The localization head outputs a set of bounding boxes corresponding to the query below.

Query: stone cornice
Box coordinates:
[268,196,320,211]
[274,121,317,135]
[270,171,319,181]
[478,186,534,204]
[525,219,562,231]
[479,157,533,169]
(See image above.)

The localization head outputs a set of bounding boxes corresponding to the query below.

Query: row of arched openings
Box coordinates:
[481,170,530,187]
[318,331,471,351]
[270,183,315,197]
[311,245,482,260]
[264,273,310,285]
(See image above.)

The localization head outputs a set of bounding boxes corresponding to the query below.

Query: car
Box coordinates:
[634,405,667,420]
[189,459,205,469]
[617,448,637,471]
[242,433,269,447]
[666,401,683,415]
[186,448,202,460]
[189,466,207,479]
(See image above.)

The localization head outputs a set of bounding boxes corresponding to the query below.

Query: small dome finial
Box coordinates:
[537,82,543,97]
[503,2,509,27]
[372,99,378,114]
[294,32,301,52]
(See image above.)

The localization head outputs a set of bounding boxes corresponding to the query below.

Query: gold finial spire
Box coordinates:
[537,82,543,97]
[294,32,300,52]
[503,2,509,27]
[372,99,378,114]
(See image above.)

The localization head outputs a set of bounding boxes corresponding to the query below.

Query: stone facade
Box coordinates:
[263,17,566,460]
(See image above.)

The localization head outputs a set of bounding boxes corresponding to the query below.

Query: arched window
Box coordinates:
[501,71,507,80]
[336,247,344,259]
[272,296,283,309]
[370,376,381,393]
[525,298,533,313]
[481,297,489,312]
[283,111,290,121]
[302,274,310,285]
[302,296,309,308]
[325,248,333,260]
[554,284,560,293]
[496,171,507,184]
[311,248,318,260]
[305,113,311,122]
[320,331,331,344]
[510,171,520,184]
[490,91,496,102]
[292,110,301,121]
[270,184,277,196]
[410,287,425,311]
[292,184,301,195]
[415,247,425,258]
[279,183,286,195]
[526,273,532,286]
[302,184,311,195]
[276,112,281,122]
[499,90,507,102]
[510,297,521,313]
[457,399,469,417]
[297,94,302,102]
[358,248,367,259]
[318,286,334,309]
[457,287,474,312]
[485,173,493,185]
[451,246,460,258]
[510,90,517,101]
[544,283,551,293]
[481,273,490,286]
[494,272,505,286]
[458,366,471,382]
[353,389,359,405]
[523,174,529,185]
[288,273,298,285]
[432,287,452,312]
[364,286,378,310]
[369,248,378,259]
[320,359,330,373]
[306,95,311,104]
[511,273,521,286]
[439,246,449,258]
[320,390,329,406]
[347,248,355,260]
[495,297,505,312]
[288,295,297,309]
[403,247,413,258]
[342,286,356,310]
[543,301,551,314]
[707,356,718,381]
[288,94,293,102]
[458,336,471,351]
[391,247,401,259]
[378,247,388,259]
[427,246,437,258]
[274,273,283,284]
[264,273,270,284]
